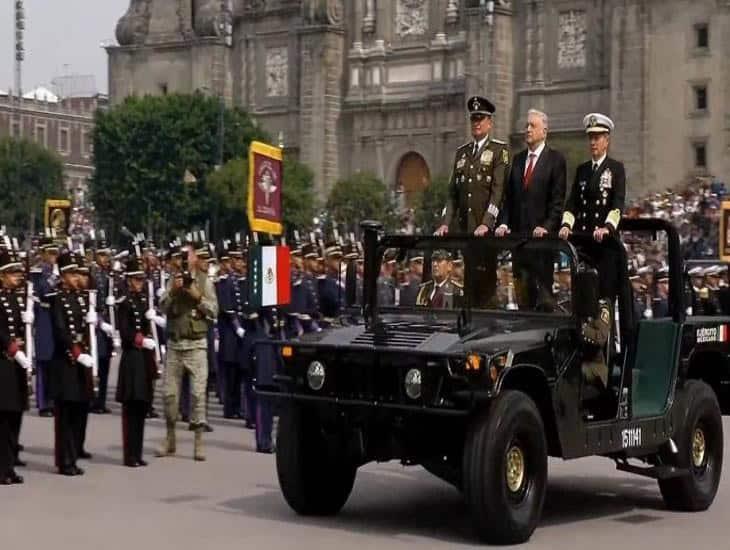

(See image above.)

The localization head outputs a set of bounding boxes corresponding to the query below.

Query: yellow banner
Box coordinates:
[44,199,71,237]
[721,201,730,261]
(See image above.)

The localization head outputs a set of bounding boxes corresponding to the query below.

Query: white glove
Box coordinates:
[14,351,31,370]
[100,322,114,337]
[153,315,167,329]
[85,310,98,325]
[156,287,164,298]
[77,353,94,368]
[105,296,115,307]
[236,327,245,339]
[21,310,34,324]
[142,338,156,350]
[113,336,121,349]
[145,309,156,320]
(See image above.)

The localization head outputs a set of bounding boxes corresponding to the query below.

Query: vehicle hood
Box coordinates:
[294,312,571,356]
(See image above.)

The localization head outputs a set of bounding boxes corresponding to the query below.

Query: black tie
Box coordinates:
[592,162,599,174]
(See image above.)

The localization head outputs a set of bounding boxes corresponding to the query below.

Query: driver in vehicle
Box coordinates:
[416,250,464,309]
[581,299,612,391]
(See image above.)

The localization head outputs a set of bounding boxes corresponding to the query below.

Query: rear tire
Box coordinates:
[462,390,548,545]
[659,380,723,511]
[276,403,356,516]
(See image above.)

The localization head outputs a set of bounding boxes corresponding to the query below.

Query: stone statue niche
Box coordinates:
[115,0,152,46]
[302,0,343,25]
[194,0,230,37]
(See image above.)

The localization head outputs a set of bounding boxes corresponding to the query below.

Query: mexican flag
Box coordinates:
[248,245,291,307]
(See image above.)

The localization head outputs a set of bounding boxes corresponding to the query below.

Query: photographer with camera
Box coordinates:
[156,246,218,462]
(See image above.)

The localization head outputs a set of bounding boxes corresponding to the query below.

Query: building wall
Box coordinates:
[107,0,730,202]
[0,94,103,201]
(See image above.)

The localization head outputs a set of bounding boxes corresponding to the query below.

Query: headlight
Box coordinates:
[307,361,326,391]
[404,368,422,400]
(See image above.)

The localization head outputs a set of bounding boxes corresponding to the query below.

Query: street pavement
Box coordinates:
[2,369,729,549]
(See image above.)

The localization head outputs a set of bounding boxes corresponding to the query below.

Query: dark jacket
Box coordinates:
[499,145,567,233]
[116,292,156,403]
[0,289,29,412]
[563,156,626,233]
[49,289,93,403]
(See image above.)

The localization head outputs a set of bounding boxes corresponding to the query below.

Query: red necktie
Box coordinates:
[523,153,536,189]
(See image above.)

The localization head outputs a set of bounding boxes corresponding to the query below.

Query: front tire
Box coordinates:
[659,380,723,511]
[462,390,548,545]
[276,403,356,516]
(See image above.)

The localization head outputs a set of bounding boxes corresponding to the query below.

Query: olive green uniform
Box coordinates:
[443,138,511,234]
[416,278,464,309]
[581,299,612,388]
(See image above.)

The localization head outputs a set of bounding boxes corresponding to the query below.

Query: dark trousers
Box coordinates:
[0,412,15,476]
[514,250,555,311]
[255,398,273,451]
[584,244,619,301]
[122,401,147,463]
[242,370,256,424]
[93,356,111,410]
[54,402,86,469]
[223,361,242,417]
[9,411,21,459]
[78,406,89,454]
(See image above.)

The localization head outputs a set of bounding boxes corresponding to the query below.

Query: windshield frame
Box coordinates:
[368,234,579,324]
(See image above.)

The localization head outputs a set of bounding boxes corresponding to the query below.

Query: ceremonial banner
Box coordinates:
[247,141,283,235]
[248,245,291,307]
[44,199,71,237]
[721,201,730,261]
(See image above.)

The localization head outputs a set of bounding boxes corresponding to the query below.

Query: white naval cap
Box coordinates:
[688,266,705,277]
[583,113,615,134]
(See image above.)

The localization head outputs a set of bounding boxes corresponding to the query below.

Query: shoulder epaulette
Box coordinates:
[490,138,507,145]
[452,280,464,288]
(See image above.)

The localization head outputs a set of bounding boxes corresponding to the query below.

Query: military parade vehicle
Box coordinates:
[259,218,726,544]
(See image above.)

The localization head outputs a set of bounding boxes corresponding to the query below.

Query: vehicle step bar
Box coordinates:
[615,461,688,480]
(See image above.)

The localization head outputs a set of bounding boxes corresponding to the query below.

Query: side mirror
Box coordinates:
[345,259,357,307]
[573,268,599,319]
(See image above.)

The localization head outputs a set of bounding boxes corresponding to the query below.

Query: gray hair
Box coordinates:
[526,108,549,129]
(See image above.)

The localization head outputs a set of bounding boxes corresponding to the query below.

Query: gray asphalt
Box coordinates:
[2,373,728,549]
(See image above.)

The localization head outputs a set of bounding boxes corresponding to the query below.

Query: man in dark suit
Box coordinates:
[496,109,566,309]
[559,113,626,300]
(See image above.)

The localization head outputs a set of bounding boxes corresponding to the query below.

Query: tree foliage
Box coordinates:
[414,174,450,234]
[203,157,316,240]
[0,138,65,235]
[91,93,266,242]
[325,172,397,232]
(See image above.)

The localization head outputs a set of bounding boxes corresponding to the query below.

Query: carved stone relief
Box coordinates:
[266,47,289,97]
[395,0,428,37]
[557,10,587,69]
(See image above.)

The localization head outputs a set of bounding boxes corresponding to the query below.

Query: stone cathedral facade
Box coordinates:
[108,0,730,201]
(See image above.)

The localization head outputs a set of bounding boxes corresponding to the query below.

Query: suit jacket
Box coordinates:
[499,145,566,233]
[562,156,626,233]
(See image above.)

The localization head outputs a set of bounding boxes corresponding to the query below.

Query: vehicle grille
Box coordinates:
[350,330,431,348]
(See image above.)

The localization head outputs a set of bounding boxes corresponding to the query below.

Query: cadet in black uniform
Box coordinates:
[559,113,626,300]
[116,256,156,467]
[0,250,30,485]
[49,253,94,476]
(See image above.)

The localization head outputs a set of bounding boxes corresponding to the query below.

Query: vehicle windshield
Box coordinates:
[374,237,574,316]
